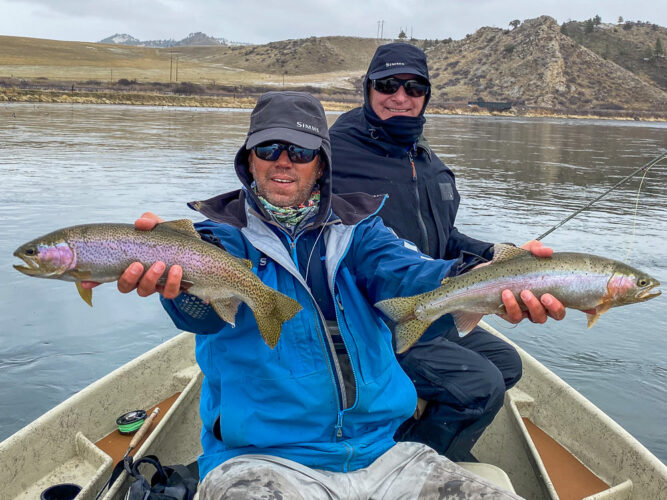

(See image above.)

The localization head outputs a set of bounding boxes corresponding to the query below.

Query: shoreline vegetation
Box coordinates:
[1,86,665,122]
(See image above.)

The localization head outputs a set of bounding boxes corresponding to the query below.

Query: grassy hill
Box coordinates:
[0,35,378,88]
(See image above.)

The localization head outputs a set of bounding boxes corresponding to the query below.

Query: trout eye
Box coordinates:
[25,248,36,256]
[638,278,648,287]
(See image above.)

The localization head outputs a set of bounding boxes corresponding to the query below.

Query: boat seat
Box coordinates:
[456,462,516,493]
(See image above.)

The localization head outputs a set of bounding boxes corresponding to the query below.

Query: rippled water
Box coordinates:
[1,103,665,462]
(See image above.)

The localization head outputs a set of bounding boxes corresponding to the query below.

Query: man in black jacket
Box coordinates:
[330,43,565,461]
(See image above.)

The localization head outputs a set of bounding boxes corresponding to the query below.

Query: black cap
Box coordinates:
[367,43,430,83]
[245,91,329,150]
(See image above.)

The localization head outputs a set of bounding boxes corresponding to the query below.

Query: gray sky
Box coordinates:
[1,0,665,44]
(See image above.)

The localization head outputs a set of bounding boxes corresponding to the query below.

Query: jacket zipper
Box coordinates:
[407,148,429,252]
[326,207,385,468]
[282,229,348,440]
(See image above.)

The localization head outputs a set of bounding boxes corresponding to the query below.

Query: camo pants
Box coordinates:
[198,442,523,500]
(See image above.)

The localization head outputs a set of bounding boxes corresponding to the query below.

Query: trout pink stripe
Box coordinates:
[426,272,607,310]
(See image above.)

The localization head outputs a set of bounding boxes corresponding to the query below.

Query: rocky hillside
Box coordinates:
[561,20,666,91]
[424,16,666,112]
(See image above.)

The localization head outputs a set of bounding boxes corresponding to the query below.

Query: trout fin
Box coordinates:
[69,269,93,280]
[491,244,531,263]
[394,319,432,354]
[211,298,242,326]
[586,312,601,328]
[242,259,253,269]
[75,281,93,307]
[374,295,419,323]
[586,302,612,328]
[375,296,430,354]
[451,311,484,336]
[158,219,199,237]
[254,291,302,348]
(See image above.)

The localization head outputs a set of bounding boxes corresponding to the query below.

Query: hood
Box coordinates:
[363,42,432,115]
[362,43,431,146]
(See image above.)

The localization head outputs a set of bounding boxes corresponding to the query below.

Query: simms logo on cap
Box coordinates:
[385,62,406,67]
[297,121,320,133]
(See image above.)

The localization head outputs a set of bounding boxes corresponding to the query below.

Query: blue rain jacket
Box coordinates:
[160,147,457,480]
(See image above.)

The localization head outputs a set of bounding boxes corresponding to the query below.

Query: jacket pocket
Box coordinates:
[425,181,457,258]
[218,369,336,448]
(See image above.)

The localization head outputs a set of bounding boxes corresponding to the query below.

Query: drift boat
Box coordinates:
[2,322,666,499]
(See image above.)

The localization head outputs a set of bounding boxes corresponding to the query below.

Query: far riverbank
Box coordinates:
[2,87,665,122]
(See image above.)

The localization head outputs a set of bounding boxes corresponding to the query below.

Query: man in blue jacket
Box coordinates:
[101,91,522,498]
[330,43,566,462]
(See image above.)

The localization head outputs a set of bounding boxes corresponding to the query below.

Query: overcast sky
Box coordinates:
[2,0,665,44]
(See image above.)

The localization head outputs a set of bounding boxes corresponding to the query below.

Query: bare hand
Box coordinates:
[135,211,163,231]
[521,239,553,258]
[496,240,565,324]
[80,212,184,299]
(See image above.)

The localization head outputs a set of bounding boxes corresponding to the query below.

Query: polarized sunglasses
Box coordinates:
[372,77,430,98]
[253,142,320,163]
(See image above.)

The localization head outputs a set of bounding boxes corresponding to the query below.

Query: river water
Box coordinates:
[1,103,665,463]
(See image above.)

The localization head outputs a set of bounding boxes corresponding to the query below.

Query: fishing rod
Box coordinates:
[535,152,666,241]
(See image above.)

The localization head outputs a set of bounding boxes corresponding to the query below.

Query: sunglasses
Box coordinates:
[253,142,320,163]
[371,77,430,98]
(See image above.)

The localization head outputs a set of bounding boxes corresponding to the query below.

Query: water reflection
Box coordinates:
[1,103,665,463]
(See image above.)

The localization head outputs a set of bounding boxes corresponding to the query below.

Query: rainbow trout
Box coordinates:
[376,245,661,353]
[13,220,302,348]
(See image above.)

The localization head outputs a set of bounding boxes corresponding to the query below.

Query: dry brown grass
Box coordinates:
[0,35,367,88]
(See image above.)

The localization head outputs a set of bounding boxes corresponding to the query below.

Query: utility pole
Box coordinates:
[381,20,384,39]
[377,20,380,39]
[170,50,173,84]
[175,56,179,82]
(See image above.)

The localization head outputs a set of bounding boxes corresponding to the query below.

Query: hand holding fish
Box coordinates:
[117,213,184,299]
[80,212,184,299]
[496,240,566,325]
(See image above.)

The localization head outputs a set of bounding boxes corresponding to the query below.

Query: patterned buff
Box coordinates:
[254,184,321,227]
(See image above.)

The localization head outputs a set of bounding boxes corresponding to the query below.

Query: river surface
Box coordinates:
[1,103,665,463]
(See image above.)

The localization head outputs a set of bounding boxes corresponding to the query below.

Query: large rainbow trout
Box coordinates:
[376,245,661,353]
[13,220,302,348]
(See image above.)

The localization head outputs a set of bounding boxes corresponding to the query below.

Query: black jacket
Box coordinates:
[330,107,494,266]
